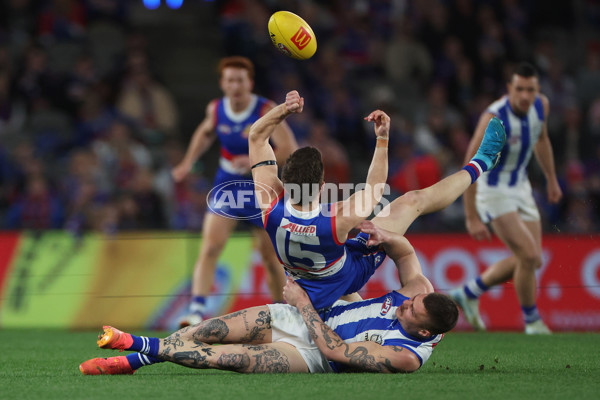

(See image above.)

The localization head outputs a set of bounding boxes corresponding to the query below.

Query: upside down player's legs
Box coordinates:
[371,170,473,235]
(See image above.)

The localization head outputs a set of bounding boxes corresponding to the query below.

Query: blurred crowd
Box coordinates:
[0,0,599,234]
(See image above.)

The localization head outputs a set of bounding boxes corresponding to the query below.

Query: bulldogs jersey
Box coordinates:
[264,195,387,310]
[481,95,545,188]
[264,196,346,278]
[213,94,271,176]
[206,94,272,227]
[320,291,442,372]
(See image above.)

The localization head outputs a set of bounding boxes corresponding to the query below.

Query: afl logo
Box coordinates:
[291,26,312,50]
[217,124,232,135]
[380,296,392,316]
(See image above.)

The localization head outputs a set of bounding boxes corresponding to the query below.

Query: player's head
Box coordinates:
[397,293,459,339]
[507,62,539,115]
[281,146,324,206]
[218,56,255,101]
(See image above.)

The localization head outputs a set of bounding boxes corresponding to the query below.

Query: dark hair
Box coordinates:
[281,147,324,205]
[513,62,538,79]
[422,293,459,335]
[218,56,255,80]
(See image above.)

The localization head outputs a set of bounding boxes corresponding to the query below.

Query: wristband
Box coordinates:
[251,160,277,169]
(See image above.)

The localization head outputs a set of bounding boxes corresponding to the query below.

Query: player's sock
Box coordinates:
[462,159,488,184]
[463,277,489,299]
[190,295,207,316]
[128,335,160,358]
[126,353,163,370]
[521,304,541,324]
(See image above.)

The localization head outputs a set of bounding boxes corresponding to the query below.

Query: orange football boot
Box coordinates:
[97,325,134,351]
[79,356,135,375]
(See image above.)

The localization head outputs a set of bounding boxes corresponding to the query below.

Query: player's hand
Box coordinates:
[172,161,192,182]
[283,276,310,307]
[364,110,390,139]
[284,90,304,114]
[466,216,491,241]
[546,178,563,204]
[357,220,388,247]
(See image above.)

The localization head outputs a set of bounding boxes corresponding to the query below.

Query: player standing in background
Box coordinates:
[172,57,298,327]
[449,62,563,334]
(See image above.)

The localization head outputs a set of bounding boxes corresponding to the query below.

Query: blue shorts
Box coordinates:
[207,168,263,227]
[296,233,387,310]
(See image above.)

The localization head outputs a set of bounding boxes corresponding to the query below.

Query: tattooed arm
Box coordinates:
[283,278,421,373]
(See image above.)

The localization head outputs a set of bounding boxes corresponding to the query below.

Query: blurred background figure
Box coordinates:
[0,2,596,236]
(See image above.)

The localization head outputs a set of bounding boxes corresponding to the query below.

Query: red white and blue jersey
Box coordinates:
[207,94,271,227]
[213,94,271,176]
[482,95,545,188]
[264,195,346,278]
[320,291,443,372]
[264,194,387,309]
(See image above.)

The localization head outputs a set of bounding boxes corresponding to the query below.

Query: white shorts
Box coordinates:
[267,304,333,373]
[476,180,540,224]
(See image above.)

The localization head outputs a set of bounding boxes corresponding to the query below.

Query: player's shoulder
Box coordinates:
[486,95,509,115]
[538,93,550,111]
[258,96,278,115]
[207,98,221,112]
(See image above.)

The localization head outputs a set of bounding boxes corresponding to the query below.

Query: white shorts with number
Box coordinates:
[476,179,540,224]
[267,303,333,373]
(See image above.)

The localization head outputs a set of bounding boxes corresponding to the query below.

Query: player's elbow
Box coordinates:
[248,126,260,142]
[416,275,434,294]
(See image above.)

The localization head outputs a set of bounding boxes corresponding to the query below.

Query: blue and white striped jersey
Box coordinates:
[319,291,443,372]
[481,95,545,188]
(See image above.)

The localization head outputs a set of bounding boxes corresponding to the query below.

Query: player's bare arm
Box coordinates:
[463,112,495,241]
[358,221,433,297]
[283,278,421,373]
[533,95,563,204]
[248,91,303,211]
[172,100,218,182]
[334,110,390,242]
[264,101,299,165]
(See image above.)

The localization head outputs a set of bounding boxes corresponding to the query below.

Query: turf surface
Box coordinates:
[1,329,598,400]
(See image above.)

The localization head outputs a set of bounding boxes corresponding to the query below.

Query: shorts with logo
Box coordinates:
[295,233,387,310]
[267,303,334,373]
[476,179,540,224]
[207,167,263,227]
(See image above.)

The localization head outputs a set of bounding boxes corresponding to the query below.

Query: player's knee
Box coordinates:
[202,241,226,260]
[519,251,542,270]
[401,190,428,214]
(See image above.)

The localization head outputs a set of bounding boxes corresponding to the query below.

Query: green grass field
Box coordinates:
[1,329,598,400]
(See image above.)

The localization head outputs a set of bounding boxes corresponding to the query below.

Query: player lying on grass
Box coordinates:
[80,222,457,374]
[79,114,506,374]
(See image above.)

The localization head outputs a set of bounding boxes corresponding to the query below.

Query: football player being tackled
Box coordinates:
[80,91,506,374]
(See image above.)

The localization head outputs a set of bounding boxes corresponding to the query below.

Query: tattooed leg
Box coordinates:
[166,306,273,347]
[158,341,309,373]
